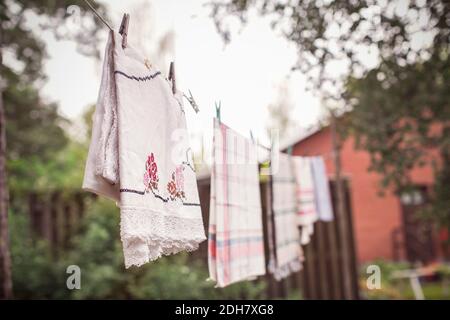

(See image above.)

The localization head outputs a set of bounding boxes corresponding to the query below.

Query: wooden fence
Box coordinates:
[196,177,360,299]
[21,176,359,299]
[24,191,93,253]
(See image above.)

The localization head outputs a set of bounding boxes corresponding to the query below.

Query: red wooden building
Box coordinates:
[285,124,444,265]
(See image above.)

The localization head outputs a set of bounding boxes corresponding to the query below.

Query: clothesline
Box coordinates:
[84,1,200,113]
[81,9,336,289]
[84,0,332,155]
[84,0,113,31]
[207,119,335,285]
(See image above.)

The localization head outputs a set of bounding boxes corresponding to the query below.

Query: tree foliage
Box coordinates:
[9,198,267,299]
[266,81,296,141]
[1,0,108,80]
[209,0,450,229]
[209,0,448,96]
[1,0,108,191]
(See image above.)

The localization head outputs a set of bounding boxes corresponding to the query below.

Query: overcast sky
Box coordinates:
[39,0,326,151]
[26,0,434,156]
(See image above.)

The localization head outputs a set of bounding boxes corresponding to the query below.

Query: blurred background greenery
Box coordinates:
[0,0,268,300]
[1,0,449,300]
[10,197,268,299]
[359,260,450,300]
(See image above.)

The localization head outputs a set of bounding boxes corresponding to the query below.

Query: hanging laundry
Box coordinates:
[292,157,318,245]
[83,31,206,268]
[311,156,334,222]
[208,119,265,287]
[268,152,304,280]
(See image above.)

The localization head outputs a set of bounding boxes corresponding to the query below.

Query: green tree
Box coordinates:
[9,209,68,299]
[209,0,450,230]
[63,198,267,299]
[0,0,108,298]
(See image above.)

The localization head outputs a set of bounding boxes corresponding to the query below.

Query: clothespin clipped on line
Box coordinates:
[168,61,177,94]
[84,1,129,49]
[168,62,200,113]
[183,90,200,113]
[249,130,255,143]
[84,0,128,49]
[215,101,221,123]
[84,2,198,113]
[118,13,130,49]
[287,146,293,156]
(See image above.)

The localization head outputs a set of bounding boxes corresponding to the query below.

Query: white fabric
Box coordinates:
[83,31,206,268]
[292,156,318,245]
[269,152,303,280]
[208,119,266,287]
[311,156,334,221]
[83,33,120,201]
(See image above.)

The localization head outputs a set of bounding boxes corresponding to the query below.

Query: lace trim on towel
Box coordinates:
[268,259,303,281]
[120,207,206,268]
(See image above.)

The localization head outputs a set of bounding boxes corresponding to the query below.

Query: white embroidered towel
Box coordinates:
[269,152,303,280]
[208,119,266,287]
[292,156,318,245]
[83,31,206,268]
[311,156,334,222]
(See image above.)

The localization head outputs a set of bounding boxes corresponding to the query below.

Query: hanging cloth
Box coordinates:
[311,156,334,221]
[293,156,318,245]
[83,31,206,268]
[208,119,265,287]
[268,152,304,280]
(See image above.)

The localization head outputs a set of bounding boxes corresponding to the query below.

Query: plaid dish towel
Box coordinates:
[311,156,334,222]
[83,31,206,268]
[268,152,303,280]
[293,156,318,245]
[208,119,265,287]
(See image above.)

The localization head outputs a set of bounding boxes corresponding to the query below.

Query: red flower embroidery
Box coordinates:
[167,166,186,201]
[144,153,159,192]
[143,152,186,202]
[167,180,177,196]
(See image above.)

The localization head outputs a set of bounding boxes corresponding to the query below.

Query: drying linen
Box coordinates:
[268,152,304,280]
[292,156,318,245]
[311,156,334,222]
[208,119,265,287]
[83,31,206,268]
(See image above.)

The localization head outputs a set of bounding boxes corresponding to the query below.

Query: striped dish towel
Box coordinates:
[268,152,303,280]
[208,119,265,287]
[311,156,334,222]
[83,31,206,268]
[293,156,318,245]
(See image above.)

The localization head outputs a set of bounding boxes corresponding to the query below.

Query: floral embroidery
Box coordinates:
[175,166,185,190]
[143,153,186,203]
[167,180,177,195]
[144,153,159,192]
[167,165,186,201]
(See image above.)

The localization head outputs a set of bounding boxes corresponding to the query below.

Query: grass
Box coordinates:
[402,282,450,300]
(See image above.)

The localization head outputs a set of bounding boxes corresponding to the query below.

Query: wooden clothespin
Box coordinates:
[184,90,200,113]
[168,61,176,94]
[119,13,130,49]
[287,146,293,155]
[168,62,199,113]
[215,101,221,123]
